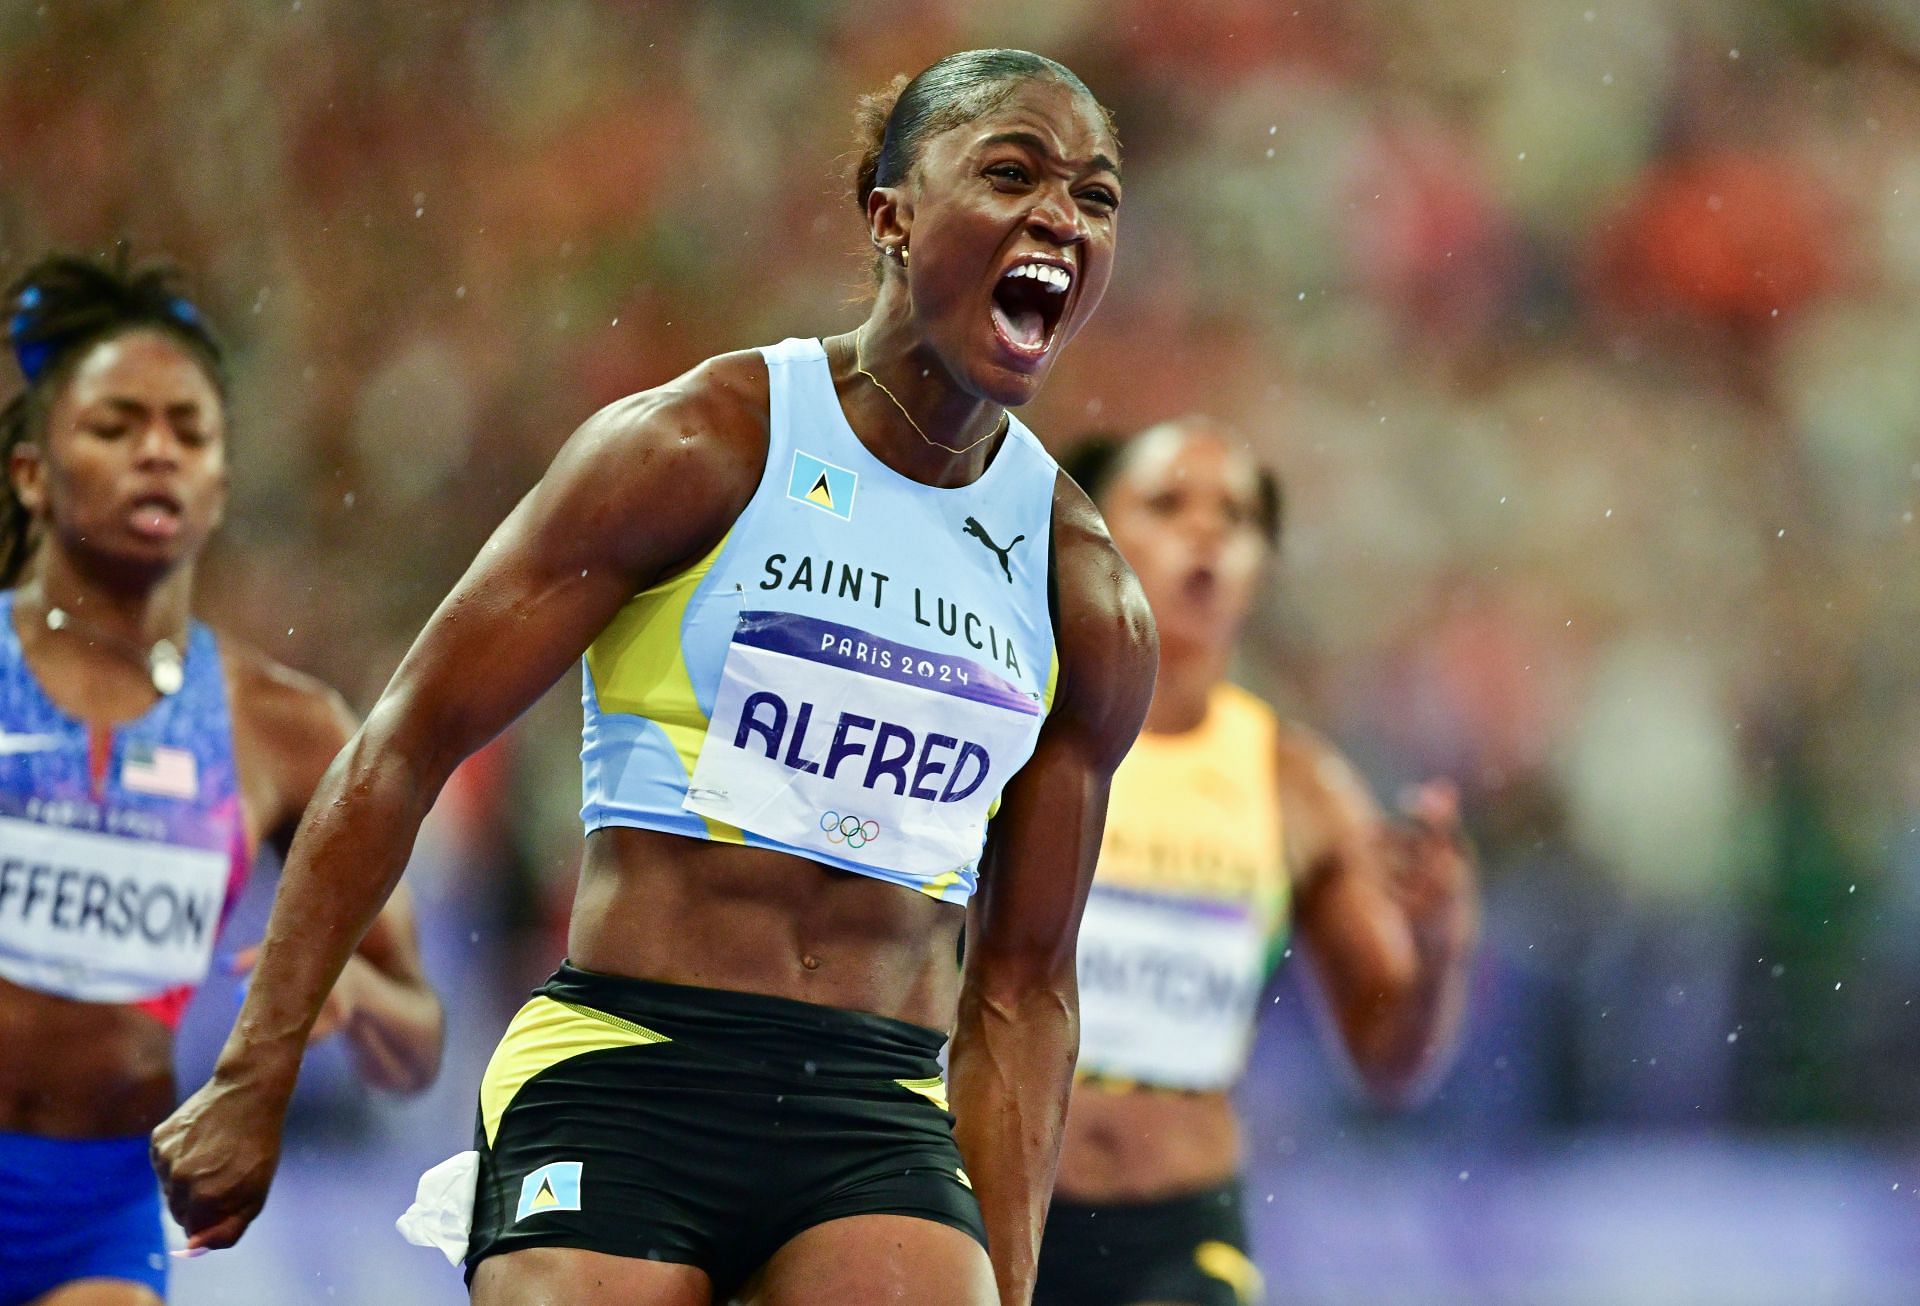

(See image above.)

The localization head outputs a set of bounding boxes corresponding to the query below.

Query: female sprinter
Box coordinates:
[1036,419,1478,1306]
[0,253,445,1306]
[152,49,1157,1306]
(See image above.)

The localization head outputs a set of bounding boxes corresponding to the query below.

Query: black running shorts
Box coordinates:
[1035,1180,1261,1306]
[465,963,985,1299]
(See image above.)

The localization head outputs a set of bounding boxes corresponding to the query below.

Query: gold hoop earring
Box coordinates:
[897,244,910,268]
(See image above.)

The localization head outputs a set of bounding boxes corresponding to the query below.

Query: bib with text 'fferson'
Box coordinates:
[0,591,248,1024]
[579,338,1059,905]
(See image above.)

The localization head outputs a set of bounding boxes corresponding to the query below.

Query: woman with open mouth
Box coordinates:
[0,251,444,1306]
[151,48,1156,1306]
[1036,419,1480,1306]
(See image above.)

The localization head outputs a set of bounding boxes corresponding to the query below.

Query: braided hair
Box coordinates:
[0,249,224,585]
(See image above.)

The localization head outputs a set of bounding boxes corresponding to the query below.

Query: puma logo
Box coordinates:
[963,517,1024,583]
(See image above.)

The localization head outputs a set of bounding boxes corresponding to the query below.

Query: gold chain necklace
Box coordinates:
[853,337,1008,456]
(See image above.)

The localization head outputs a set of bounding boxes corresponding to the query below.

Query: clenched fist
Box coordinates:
[149,1069,292,1254]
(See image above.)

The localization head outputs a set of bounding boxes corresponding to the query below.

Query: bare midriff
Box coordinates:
[565,825,966,1033]
[0,978,175,1136]
[1054,1078,1242,1202]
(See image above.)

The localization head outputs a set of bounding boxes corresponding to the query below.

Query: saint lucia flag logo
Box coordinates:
[515,1161,583,1222]
[788,450,857,521]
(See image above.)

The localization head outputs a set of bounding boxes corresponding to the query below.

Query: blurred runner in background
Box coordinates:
[0,251,444,1306]
[1039,418,1479,1306]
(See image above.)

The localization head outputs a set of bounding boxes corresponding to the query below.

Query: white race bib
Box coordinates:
[1075,885,1271,1091]
[0,814,228,1002]
[685,611,1043,877]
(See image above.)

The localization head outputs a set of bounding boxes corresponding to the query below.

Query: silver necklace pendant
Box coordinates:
[45,605,186,696]
[148,640,184,696]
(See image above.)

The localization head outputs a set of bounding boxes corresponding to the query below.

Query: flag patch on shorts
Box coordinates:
[515,1161,583,1221]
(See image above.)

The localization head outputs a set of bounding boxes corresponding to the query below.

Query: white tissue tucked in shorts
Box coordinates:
[396,1149,479,1266]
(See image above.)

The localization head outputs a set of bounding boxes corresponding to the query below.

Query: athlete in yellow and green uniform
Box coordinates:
[1037,420,1480,1306]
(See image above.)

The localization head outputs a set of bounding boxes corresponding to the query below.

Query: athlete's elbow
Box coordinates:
[352,696,463,802]
[1341,996,1447,1112]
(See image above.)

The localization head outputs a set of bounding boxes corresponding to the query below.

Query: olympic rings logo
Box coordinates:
[820,811,881,850]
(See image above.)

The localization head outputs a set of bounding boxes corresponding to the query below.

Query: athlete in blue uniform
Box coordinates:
[0,252,445,1306]
[153,50,1157,1306]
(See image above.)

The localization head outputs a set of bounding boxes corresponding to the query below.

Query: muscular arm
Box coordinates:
[245,672,442,1094]
[153,355,767,1249]
[1281,724,1479,1108]
[949,478,1157,1306]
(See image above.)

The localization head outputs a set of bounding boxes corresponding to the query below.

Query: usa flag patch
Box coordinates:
[122,741,198,800]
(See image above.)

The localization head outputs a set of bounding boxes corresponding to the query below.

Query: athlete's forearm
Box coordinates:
[212,716,446,1099]
[1324,898,1477,1106]
[949,979,1077,1306]
[1383,897,1477,1097]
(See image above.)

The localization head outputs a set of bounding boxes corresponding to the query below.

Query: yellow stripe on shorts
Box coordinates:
[894,1075,950,1112]
[478,995,671,1146]
[1195,1239,1264,1306]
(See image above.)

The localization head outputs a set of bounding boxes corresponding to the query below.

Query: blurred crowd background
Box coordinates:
[4,1,1919,1302]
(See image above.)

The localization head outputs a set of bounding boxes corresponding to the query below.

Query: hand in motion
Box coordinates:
[150,1071,290,1253]
[228,940,441,1093]
[1381,779,1478,949]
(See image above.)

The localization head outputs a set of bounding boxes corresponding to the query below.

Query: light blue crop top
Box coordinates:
[579,338,1060,905]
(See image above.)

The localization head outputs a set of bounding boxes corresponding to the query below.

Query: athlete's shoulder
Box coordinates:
[1213,681,1280,736]
[1048,470,1150,631]
[520,349,775,582]
[219,636,357,761]
[218,636,358,835]
[1046,471,1157,758]
[545,348,771,533]
[569,349,771,471]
